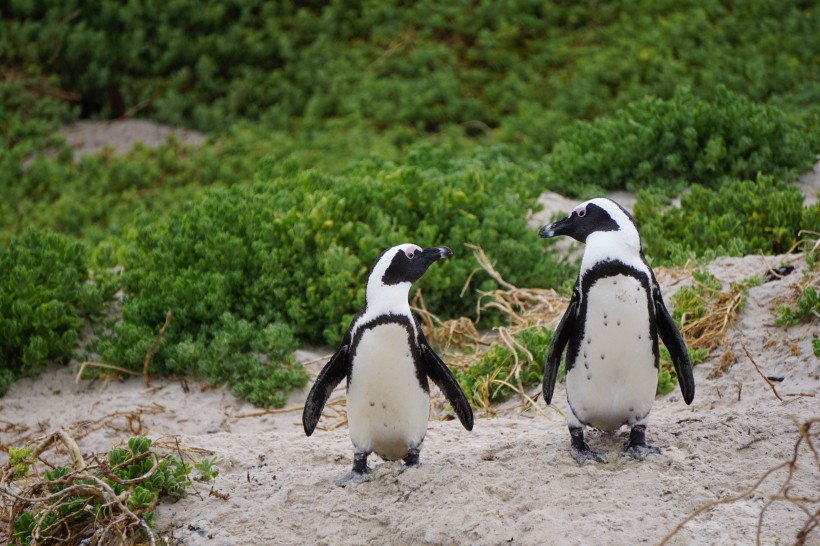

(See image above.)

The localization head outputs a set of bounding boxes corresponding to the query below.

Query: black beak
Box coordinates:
[539,217,572,239]
[422,246,453,261]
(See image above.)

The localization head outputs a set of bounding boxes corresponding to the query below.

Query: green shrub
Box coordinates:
[544,87,816,197]
[2,0,816,146]
[11,436,214,543]
[456,327,553,408]
[776,286,819,326]
[93,145,568,356]
[657,345,707,396]
[0,229,108,395]
[634,175,818,264]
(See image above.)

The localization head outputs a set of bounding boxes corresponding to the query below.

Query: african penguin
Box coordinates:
[302,243,473,486]
[539,198,694,464]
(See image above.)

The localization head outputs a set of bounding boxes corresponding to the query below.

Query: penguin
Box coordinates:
[538,198,694,464]
[302,243,474,486]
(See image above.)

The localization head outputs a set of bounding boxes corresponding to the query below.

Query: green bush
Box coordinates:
[456,327,553,408]
[2,0,816,147]
[776,286,819,326]
[11,436,214,543]
[0,229,108,395]
[634,175,819,264]
[544,87,816,197]
[94,146,568,352]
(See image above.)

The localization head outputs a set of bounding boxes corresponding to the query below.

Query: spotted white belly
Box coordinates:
[567,275,657,432]
[347,322,430,460]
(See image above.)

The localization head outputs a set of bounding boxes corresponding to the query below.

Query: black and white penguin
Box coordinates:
[303,243,473,485]
[539,198,694,464]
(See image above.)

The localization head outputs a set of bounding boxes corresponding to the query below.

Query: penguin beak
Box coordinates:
[422,246,453,261]
[539,217,572,239]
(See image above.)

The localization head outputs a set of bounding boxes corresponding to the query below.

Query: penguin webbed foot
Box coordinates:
[335,452,373,487]
[621,424,661,461]
[569,427,608,465]
[403,448,421,468]
[621,443,661,460]
[334,469,373,487]
[570,444,608,465]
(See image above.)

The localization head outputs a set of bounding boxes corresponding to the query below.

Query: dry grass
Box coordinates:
[0,427,212,545]
[0,405,166,458]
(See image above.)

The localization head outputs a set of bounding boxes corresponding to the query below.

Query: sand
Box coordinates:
[1,122,818,544]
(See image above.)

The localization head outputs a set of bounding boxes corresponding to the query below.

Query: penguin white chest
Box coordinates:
[347,322,430,460]
[567,274,657,431]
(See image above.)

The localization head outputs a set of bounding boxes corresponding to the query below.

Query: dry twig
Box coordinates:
[659,418,820,546]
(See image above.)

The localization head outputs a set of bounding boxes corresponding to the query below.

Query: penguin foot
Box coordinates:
[621,424,661,460]
[570,444,608,465]
[569,426,607,465]
[621,443,661,461]
[334,469,373,487]
[403,448,421,468]
[335,452,372,487]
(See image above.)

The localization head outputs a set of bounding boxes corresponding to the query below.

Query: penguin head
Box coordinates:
[539,198,640,250]
[365,244,452,309]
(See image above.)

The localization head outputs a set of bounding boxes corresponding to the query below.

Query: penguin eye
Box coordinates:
[577,208,587,218]
[405,250,415,259]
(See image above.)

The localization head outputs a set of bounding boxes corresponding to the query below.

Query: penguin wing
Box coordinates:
[543,283,580,406]
[418,330,474,431]
[302,339,350,436]
[652,280,695,405]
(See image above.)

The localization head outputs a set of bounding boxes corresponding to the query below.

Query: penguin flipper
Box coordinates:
[418,332,474,431]
[543,284,579,406]
[652,282,695,405]
[302,342,349,436]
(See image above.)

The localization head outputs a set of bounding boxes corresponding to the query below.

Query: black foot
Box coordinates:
[335,452,372,487]
[570,427,608,465]
[622,424,661,460]
[403,448,420,468]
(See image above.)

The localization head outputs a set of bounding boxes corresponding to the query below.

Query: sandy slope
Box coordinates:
[1,254,817,546]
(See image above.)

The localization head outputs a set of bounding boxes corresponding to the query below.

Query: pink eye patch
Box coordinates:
[572,205,587,218]
[404,245,422,259]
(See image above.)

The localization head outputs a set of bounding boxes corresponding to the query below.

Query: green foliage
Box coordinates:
[194,456,219,483]
[635,175,818,264]
[812,338,819,358]
[8,447,33,480]
[1,0,818,405]
[0,229,110,395]
[3,0,816,149]
[10,436,211,544]
[93,146,569,374]
[456,327,553,407]
[776,287,819,326]
[657,345,708,396]
[669,270,722,325]
[545,87,816,197]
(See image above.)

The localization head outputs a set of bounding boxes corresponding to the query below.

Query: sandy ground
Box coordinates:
[1,121,818,544]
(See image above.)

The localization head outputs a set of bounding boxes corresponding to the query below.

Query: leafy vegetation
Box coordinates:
[3,0,816,146]
[0,229,112,395]
[87,148,571,407]
[0,0,817,404]
[455,327,553,409]
[635,175,818,264]
[776,287,819,326]
[6,436,215,544]
[544,87,816,197]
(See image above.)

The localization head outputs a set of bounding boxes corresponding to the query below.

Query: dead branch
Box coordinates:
[740,339,783,402]
[659,418,819,546]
